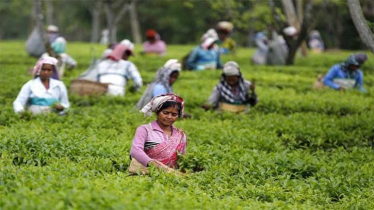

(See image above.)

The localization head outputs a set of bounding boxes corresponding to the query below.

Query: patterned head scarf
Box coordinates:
[354,53,367,65]
[140,93,184,117]
[51,37,67,54]
[340,55,361,79]
[341,55,360,70]
[32,56,60,80]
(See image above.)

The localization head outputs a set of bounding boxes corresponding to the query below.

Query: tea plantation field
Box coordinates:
[1,41,374,209]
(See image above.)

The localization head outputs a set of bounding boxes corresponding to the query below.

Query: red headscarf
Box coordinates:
[146,29,157,38]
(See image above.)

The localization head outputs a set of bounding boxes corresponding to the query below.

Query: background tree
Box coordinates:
[32,0,54,56]
[348,0,374,53]
[281,0,308,57]
[82,0,103,43]
[0,0,373,52]
[103,0,130,44]
[269,0,327,65]
[128,0,142,44]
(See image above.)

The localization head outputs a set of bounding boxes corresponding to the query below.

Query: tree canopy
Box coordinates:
[0,0,373,50]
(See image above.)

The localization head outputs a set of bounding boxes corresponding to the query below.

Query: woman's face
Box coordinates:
[348,65,359,71]
[207,42,216,50]
[225,75,239,87]
[39,64,54,80]
[147,36,156,43]
[218,30,229,41]
[122,50,132,60]
[157,106,179,128]
[169,72,179,86]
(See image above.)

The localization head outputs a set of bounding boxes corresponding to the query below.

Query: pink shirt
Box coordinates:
[130,120,186,166]
[143,40,166,55]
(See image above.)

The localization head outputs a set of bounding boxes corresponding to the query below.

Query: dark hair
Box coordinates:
[157,101,182,117]
[170,70,180,76]
[125,50,132,57]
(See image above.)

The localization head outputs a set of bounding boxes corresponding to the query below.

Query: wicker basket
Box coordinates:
[70,79,108,96]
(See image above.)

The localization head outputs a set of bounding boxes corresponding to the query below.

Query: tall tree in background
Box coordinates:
[348,0,374,53]
[104,0,130,43]
[45,0,54,26]
[281,0,308,57]
[129,0,142,44]
[32,0,54,56]
[103,0,142,44]
[83,0,103,43]
[269,0,316,65]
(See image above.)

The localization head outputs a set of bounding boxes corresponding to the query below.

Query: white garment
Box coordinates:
[97,59,143,96]
[333,78,356,89]
[13,77,70,114]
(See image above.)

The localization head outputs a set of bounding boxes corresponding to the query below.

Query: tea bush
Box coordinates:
[1,41,374,209]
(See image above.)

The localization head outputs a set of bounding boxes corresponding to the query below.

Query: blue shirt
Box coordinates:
[186,46,222,70]
[323,64,365,92]
[152,84,169,97]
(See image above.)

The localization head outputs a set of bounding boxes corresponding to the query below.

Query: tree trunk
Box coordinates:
[282,0,307,57]
[297,0,303,23]
[104,1,130,44]
[348,0,374,53]
[281,0,300,30]
[128,1,142,44]
[104,2,116,44]
[34,0,54,56]
[296,0,308,57]
[90,1,102,43]
[45,0,54,25]
[285,19,309,65]
[285,2,313,65]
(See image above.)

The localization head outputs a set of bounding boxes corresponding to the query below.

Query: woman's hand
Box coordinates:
[52,104,64,111]
[148,160,185,176]
[201,104,211,111]
[249,82,255,91]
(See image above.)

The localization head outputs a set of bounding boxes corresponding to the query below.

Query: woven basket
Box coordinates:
[70,79,108,96]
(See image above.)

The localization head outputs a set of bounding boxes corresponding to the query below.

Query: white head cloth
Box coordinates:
[201,37,217,50]
[47,25,59,32]
[283,26,297,36]
[217,21,234,31]
[120,39,134,51]
[201,28,218,41]
[223,61,240,76]
[164,59,181,71]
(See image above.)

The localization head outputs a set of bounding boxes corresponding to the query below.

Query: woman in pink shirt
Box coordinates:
[142,29,166,56]
[129,94,187,175]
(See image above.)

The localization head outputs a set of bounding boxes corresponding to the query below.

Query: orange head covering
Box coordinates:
[146,29,157,38]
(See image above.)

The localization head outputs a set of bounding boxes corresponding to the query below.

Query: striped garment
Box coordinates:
[216,74,249,104]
